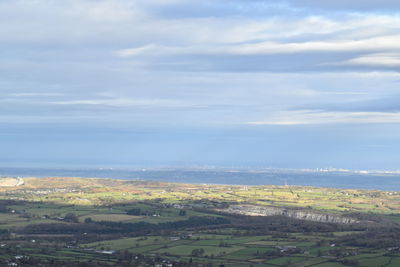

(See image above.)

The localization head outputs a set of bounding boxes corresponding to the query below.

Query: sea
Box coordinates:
[1,167,400,191]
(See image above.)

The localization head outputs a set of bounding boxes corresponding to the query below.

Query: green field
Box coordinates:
[0,177,400,266]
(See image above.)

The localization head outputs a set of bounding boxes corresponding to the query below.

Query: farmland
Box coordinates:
[1,177,400,266]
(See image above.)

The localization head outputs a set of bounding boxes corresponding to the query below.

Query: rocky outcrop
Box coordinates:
[219,204,358,224]
[0,177,24,187]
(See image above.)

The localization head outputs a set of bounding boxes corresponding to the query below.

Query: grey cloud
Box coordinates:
[294,94,400,113]
[146,1,300,19]
[144,52,400,73]
[285,0,400,11]
[144,0,400,19]
[1,0,400,128]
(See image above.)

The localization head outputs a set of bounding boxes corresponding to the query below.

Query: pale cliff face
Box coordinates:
[0,178,24,187]
[219,205,358,224]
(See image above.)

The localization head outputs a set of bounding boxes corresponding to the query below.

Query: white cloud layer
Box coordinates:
[248,111,400,125]
[344,53,400,67]
[1,0,400,127]
[49,98,198,108]
[116,35,400,57]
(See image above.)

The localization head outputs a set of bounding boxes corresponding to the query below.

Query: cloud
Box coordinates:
[3,0,400,170]
[225,35,400,54]
[1,0,400,73]
[2,0,400,128]
[10,93,64,97]
[285,0,400,10]
[49,98,199,108]
[84,1,139,22]
[343,53,400,67]
[117,34,400,57]
[248,110,400,125]
[298,92,400,113]
[116,44,161,57]
[112,12,400,72]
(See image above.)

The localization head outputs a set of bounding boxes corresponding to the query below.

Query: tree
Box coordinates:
[127,208,141,216]
[191,248,205,257]
[179,210,187,216]
[64,213,79,223]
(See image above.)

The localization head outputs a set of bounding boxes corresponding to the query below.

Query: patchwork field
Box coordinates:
[0,177,400,266]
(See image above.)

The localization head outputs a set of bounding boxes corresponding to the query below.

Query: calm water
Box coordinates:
[1,167,400,191]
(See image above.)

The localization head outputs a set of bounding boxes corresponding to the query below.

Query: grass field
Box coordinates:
[1,177,400,266]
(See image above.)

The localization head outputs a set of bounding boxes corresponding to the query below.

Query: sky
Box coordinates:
[1,0,400,170]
